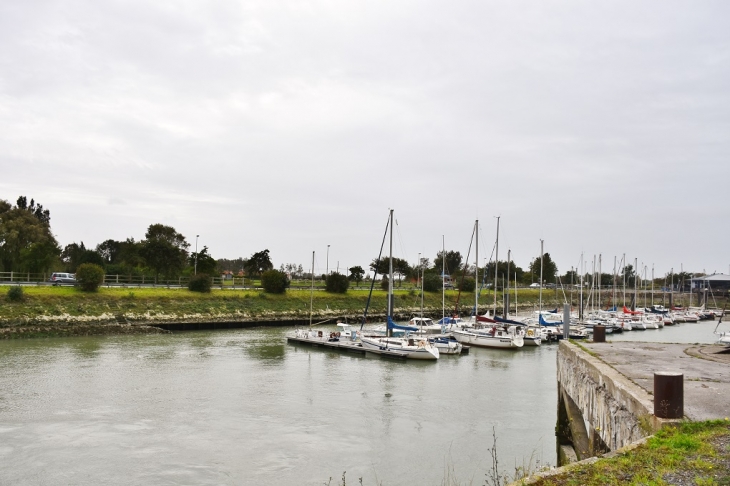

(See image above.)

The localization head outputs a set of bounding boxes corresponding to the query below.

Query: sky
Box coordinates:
[1,0,729,278]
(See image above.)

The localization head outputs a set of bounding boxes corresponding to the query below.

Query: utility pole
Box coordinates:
[194,235,199,275]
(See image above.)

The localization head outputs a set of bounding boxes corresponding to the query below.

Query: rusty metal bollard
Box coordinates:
[654,372,684,418]
[592,325,606,343]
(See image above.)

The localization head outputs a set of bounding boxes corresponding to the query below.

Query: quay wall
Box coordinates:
[556,341,662,463]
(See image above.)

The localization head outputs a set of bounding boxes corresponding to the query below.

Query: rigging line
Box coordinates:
[361,213,391,331]
[394,217,410,271]
[476,239,497,300]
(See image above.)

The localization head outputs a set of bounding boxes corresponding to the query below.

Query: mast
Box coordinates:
[309,251,315,328]
[514,270,518,316]
[579,252,583,321]
[634,257,638,311]
[539,239,544,315]
[651,264,654,307]
[622,253,626,307]
[388,209,394,337]
[493,217,500,317]
[598,254,602,311]
[506,249,511,317]
[475,220,479,319]
[613,256,617,310]
[442,235,445,323]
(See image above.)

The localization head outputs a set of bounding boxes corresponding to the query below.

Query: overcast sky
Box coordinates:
[2,0,729,278]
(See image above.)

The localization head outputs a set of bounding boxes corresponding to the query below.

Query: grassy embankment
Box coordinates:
[0,285,564,327]
[519,420,730,486]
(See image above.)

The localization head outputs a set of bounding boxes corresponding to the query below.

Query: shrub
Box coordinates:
[458,277,476,292]
[7,286,24,302]
[422,274,442,292]
[188,274,212,293]
[380,276,389,291]
[325,273,349,293]
[75,263,105,292]
[261,270,289,294]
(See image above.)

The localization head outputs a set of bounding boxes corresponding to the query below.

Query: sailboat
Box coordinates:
[293,251,345,343]
[451,219,524,349]
[359,210,440,360]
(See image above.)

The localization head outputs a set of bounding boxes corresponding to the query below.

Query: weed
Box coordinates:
[7,286,24,302]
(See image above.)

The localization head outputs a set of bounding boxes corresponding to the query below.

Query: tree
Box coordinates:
[261,269,289,293]
[326,273,349,293]
[422,273,442,292]
[244,249,273,277]
[75,263,105,291]
[140,224,189,282]
[348,266,365,285]
[369,257,410,284]
[434,250,463,276]
[61,242,108,272]
[484,259,525,287]
[189,246,217,275]
[528,253,558,284]
[0,197,60,272]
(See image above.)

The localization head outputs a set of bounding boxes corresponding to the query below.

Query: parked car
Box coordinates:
[529,283,540,288]
[49,272,76,285]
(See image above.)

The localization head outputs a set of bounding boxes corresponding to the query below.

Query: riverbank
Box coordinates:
[515,420,730,485]
[0,323,170,339]
[0,286,563,336]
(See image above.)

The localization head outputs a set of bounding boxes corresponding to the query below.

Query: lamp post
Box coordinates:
[194,235,199,275]
[326,245,330,276]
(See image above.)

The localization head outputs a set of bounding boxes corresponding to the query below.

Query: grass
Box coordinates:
[525,420,730,486]
[0,285,565,326]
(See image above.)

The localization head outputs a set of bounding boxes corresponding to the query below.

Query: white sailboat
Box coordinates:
[452,219,524,349]
[359,210,440,360]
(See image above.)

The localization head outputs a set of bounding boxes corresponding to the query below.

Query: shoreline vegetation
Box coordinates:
[0,286,568,339]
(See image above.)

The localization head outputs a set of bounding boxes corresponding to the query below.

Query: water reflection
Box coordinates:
[0,327,559,485]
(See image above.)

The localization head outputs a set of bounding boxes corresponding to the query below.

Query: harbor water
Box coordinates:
[0,320,722,485]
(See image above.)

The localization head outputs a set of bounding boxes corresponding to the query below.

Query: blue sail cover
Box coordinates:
[387,316,419,332]
[437,317,457,325]
[539,314,562,326]
[494,316,526,326]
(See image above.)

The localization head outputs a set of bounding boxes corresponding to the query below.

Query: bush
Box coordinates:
[75,263,105,292]
[458,277,476,292]
[325,273,349,293]
[7,286,24,302]
[188,274,212,293]
[261,270,289,294]
[380,276,389,291]
[422,274,442,292]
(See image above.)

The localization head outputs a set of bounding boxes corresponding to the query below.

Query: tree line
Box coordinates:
[0,196,277,283]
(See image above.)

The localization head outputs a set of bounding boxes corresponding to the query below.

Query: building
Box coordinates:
[690,274,730,293]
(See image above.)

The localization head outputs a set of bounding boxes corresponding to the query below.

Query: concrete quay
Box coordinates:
[556,340,730,466]
[580,341,730,421]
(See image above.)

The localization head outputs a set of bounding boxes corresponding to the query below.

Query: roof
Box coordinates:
[690,274,730,282]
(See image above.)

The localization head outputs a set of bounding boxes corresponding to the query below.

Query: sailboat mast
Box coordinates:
[475,220,478,319]
[493,217,500,317]
[651,264,654,307]
[506,249,511,317]
[634,257,638,310]
[388,209,394,337]
[309,251,315,328]
[539,239,544,315]
[442,235,445,323]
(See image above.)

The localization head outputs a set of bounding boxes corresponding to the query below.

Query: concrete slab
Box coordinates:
[581,342,730,421]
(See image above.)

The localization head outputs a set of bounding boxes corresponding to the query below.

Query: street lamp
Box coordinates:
[194,235,199,275]
[326,245,330,276]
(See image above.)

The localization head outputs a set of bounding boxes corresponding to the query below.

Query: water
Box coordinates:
[608,319,724,345]
[0,328,558,485]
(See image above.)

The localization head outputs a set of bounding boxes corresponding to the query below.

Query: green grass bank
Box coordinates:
[516,420,730,486]
[0,285,565,335]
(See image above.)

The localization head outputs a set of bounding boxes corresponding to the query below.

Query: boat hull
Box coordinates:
[360,336,440,360]
[451,329,523,349]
